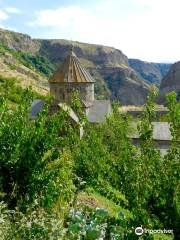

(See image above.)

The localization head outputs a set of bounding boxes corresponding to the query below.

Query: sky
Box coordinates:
[0,0,180,62]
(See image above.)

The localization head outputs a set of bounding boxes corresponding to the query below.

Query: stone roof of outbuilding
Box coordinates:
[30,99,112,124]
[130,122,172,141]
[49,48,95,83]
[87,100,112,123]
[29,99,45,119]
[29,100,79,122]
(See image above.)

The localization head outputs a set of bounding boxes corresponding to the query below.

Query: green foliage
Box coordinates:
[70,91,87,124]
[166,92,180,142]
[0,201,131,240]
[0,75,23,103]
[162,92,180,239]
[65,206,129,240]
[131,86,164,226]
[0,87,179,239]
[20,53,54,77]
[0,43,54,77]
[0,201,12,240]
[78,189,132,219]
[0,201,65,240]
[0,75,46,104]
[177,91,180,101]
[0,90,76,209]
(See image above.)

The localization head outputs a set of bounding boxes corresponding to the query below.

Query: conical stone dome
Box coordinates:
[49,47,95,105]
[49,49,94,83]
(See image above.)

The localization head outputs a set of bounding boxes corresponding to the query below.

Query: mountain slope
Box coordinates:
[98,66,149,105]
[0,45,49,95]
[158,61,180,103]
[38,39,149,104]
[129,59,171,86]
[0,28,150,105]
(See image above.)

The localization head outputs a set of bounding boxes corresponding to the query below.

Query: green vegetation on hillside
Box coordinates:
[0,43,54,77]
[89,69,110,99]
[0,75,46,105]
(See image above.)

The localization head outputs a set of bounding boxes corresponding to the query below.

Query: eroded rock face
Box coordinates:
[0,28,40,53]
[158,61,180,103]
[38,40,149,104]
[129,59,171,86]
[0,28,150,105]
[99,67,149,105]
[39,40,129,67]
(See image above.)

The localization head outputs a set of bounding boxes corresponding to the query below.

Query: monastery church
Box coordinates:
[30,47,112,123]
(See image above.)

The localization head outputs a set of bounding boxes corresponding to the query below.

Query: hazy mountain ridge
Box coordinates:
[129,59,171,86]
[0,28,172,105]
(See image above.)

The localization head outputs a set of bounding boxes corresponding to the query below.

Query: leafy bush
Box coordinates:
[0,75,46,104]
[64,205,133,240]
[0,201,65,240]
[0,89,77,209]
[0,87,178,239]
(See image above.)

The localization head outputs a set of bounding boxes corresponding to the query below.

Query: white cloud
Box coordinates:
[0,9,8,30]
[0,9,8,20]
[28,6,95,28]
[0,8,18,32]
[27,0,180,62]
[5,7,21,14]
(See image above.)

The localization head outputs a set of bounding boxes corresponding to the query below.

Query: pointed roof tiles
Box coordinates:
[49,48,94,83]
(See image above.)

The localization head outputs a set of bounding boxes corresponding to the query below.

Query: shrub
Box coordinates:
[0,89,76,209]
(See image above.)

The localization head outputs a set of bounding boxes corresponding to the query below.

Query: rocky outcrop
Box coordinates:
[158,61,180,103]
[0,28,151,105]
[0,28,40,53]
[99,66,149,105]
[39,39,129,67]
[38,40,149,104]
[129,59,171,86]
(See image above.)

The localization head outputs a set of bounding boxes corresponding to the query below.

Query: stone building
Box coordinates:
[130,122,172,155]
[30,47,111,125]
[49,47,111,123]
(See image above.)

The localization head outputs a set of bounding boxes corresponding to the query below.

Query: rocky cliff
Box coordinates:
[98,66,149,105]
[1,28,168,105]
[158,61,180,103]
[0,29,48,95]
[0,28,151,105]
[38,39,149,104]
[0,28,40,53]
[129,59,171,86]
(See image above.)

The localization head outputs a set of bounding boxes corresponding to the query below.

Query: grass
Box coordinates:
[153,233,174,240]
[77,189,132,219]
